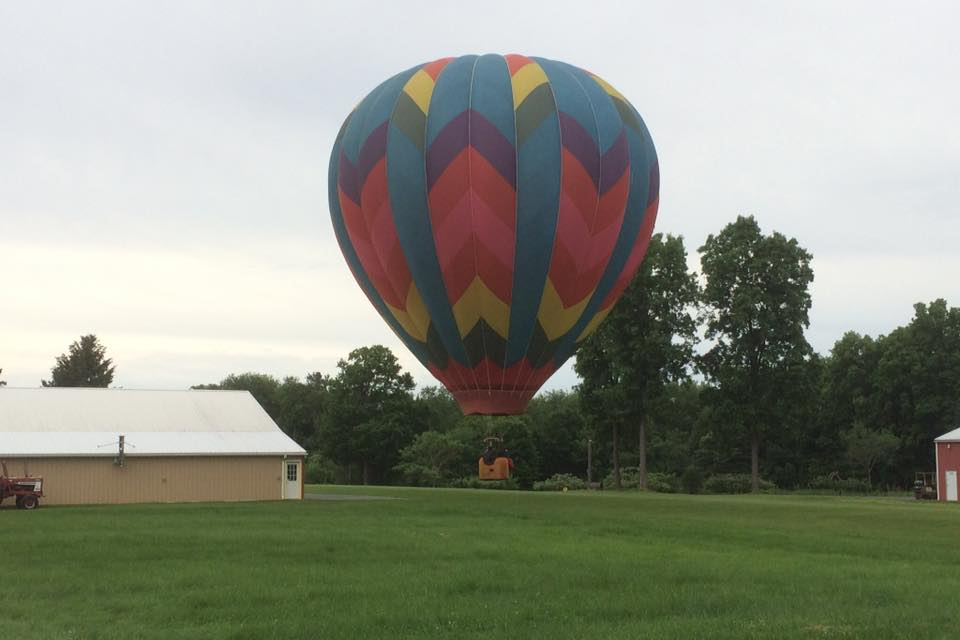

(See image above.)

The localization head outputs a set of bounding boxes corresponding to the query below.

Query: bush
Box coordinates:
[600,467,678,492]
[808,474,872,494]
[304,455,338,484]
[393,463,442,487]
[602,466,639,489]
[681,465,704,494]
[393,430,466,487]
[703,473,776,494]
[533,473,587,491]
[448,476,519,490]
[646,472,679,493]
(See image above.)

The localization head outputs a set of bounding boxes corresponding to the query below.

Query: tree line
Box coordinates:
[192,215,960,491]
[7,215,958,491]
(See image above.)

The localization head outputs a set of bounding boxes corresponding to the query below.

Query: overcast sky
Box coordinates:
[1,1,958,391]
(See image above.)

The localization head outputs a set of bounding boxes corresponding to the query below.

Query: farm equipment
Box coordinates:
[478,436,513,481]
[914,471,937,500]
[0,461,43,510]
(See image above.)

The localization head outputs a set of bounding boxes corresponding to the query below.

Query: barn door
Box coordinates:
[284,460,302,500]
[947,471,958,502]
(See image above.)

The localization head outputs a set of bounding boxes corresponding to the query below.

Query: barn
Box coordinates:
[0,388,306,505]
[935,427,960,502]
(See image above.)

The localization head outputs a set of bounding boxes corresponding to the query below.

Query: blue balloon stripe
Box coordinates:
[425,56,479,147]
[469,55,516,143]
[339,73,396,164]
[555,62,624,153]
[388,60,472,366]
[534,58,600,151]
[549,79,657,366]
[505,87,562,366]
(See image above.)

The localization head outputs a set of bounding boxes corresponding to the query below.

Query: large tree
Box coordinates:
[608,234,699,488]
[416,386,461,434]
[526,390,588,480]
[576,313,630,488]
[276,373,330,449]
[318,345,420,484]
[812,332,883,478]
[873,299,960,479]
[42,335,116,387]
[841,422,900,486]
[576,234,699,489]
[394,431,466,487]
[698,216,814,492]
[813,300,960,486]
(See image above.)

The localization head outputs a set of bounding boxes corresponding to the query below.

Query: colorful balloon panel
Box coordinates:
[329,54,659,415]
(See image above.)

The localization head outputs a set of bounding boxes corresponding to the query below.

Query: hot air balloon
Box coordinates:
[329,54,659,416]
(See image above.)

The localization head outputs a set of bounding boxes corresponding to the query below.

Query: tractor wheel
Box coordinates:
[20,495,38,510]
[15,496,23,509]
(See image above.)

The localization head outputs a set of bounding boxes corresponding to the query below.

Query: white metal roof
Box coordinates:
[0,388,306,457]
[935,426,960,443]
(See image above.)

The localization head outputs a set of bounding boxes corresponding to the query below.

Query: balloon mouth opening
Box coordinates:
[452,389,534,416]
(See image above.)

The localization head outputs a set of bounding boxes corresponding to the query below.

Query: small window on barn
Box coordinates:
[287,463,298,482]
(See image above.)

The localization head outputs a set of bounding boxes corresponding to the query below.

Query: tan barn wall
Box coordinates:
[3,456,297,505]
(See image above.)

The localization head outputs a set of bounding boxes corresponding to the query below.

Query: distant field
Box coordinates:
[2,487,958,639]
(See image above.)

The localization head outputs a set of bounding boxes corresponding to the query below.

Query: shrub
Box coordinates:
[808,475,872,494]
[602,466,639,489]
[646,472,679,493]
[448,476,519,490]
[394,431,466,487]
[600,468,678,492]
[703,473,776,494]
[681,465,704,494]
[393,463,442,487]
[533,473,587,491]
[304,455,338,484]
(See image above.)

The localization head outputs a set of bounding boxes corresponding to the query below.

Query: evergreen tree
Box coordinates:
[42,335,115,387]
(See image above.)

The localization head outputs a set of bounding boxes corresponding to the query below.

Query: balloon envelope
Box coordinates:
[329,54,659,415]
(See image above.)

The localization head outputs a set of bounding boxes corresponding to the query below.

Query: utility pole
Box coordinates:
[117,434,126,467]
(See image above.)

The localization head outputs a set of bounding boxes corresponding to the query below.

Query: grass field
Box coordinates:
[2,487,958,639]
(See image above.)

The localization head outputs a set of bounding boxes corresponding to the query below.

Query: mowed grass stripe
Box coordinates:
[1,487,957,639]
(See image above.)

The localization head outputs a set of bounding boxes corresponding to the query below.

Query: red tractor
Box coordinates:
[0,461,43,510]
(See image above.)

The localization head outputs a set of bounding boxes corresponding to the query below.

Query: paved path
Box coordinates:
[305,493,400,502]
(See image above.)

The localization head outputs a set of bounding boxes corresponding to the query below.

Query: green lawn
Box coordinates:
[2,487,958,639]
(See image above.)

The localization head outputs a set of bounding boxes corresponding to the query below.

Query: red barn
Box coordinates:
[935,427,960,502]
